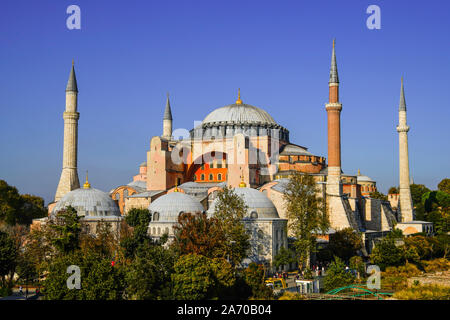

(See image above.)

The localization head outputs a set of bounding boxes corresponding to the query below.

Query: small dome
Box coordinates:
[357,175,375,183]
[148,192,204,222]
[52,187,121,217]
[139,162,147,167]
[202,103,277,126]
[208,187,279,219]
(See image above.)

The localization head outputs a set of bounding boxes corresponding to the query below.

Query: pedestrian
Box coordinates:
[19,286,23,296]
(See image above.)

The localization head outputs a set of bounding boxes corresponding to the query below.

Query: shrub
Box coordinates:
[422,258,450,273]
[278,291,306,300]
[393,284,450,300]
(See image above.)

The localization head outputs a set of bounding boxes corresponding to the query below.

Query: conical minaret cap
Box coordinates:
[329,39,339,84]
[66,60,78,92]
[399,77,406,111]
[163,93,173,120]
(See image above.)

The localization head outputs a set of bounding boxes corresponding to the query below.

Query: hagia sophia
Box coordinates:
[34,41,433,270]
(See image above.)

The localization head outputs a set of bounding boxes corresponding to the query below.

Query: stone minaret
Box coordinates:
[397,77,414,221]
[54,61,80,201]
[162,93,173,139]
[326,39,343,196]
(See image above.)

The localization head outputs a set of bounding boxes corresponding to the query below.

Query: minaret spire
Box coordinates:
[399,76,406,111]
[163,92,173,120]
[66,60,78,92]
[55,61,81,201]
[329,39,339,84]
[162,92,173,139]
[397,77,414,221]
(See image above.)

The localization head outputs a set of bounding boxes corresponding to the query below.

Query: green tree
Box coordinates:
[172,212,225,258]
[438,178,450,195]
[121,208,154,258]
[410,184,431,206]
[323,256,355,292]
[49,206,82,254]
[125,242,176,299]
[273,246,296,271]
[0,230,17,289]
[243,262,273,299]
[212,186,250,267]
[370,237,405,271]
[171,254,216,300]
[328,228,363,263]
[369,191,388,201]
[43,250,125,300]
[349,256,365,279]
[0,180,47,225]
[388,187,399,194]
[282,173,329,269]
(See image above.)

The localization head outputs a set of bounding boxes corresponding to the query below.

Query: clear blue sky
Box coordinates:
[1,0,449,205]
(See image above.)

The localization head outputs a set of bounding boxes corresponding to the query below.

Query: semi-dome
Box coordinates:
[52,187,121,217]
[208,187,279,219]
[202,103,277,126]
[148,192,204,222]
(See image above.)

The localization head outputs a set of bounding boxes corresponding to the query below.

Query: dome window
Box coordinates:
[153,212,160,221]
[250,211,258,219]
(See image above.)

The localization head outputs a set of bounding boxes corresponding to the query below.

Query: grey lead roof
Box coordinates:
[399,77,406,111]
[66,63,78,92]
[329,40,339,84]
[202,103,277,126]
[279,144,312,156]
[164,93,173,120]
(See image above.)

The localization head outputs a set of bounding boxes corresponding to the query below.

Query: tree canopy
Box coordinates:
[282,173,329,268]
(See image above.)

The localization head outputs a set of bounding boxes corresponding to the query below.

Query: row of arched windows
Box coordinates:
[193,173,224,182]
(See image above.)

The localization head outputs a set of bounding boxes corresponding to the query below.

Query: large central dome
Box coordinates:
[202,103,277,126]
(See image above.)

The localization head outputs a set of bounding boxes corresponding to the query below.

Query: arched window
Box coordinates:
[153,212,160,221]
[152,227,156,234]
[157,227,160,235]
[165,227,169,234]
[193,175,197,181]
[123,189,129,197]
[201,174,205,181]
[250,211,258,219]
[209,174,213,181]
[218,173,222,181]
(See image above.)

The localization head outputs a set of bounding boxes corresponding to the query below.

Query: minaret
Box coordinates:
[325,39,343,196]
[54,61,80,201]
[397,77,414,221]
[162,93,173,139]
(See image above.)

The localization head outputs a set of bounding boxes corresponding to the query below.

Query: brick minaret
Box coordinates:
[162,93,173,139]
[325,39,343,196]
[397,78,414,221]
[55,61,80,201]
